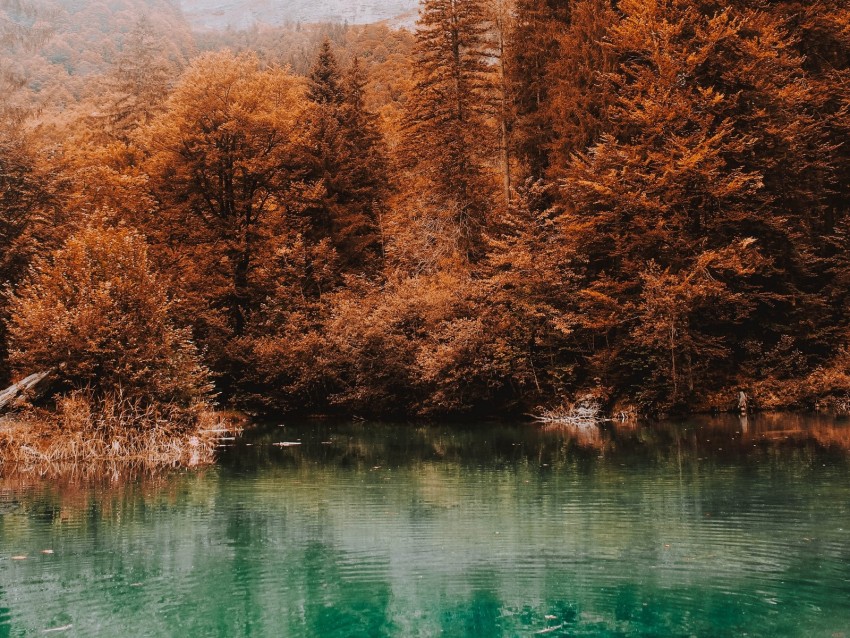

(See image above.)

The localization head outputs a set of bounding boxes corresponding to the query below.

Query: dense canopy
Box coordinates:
[1,0,849,417]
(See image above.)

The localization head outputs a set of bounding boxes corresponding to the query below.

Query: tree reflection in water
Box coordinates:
[1,416,849,637]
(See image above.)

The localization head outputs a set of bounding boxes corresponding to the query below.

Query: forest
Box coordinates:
[1,0,849,430]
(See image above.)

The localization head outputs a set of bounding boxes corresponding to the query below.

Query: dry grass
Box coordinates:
[0,390,241,477]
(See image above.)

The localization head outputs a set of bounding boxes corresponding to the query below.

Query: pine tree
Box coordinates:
[506,0,571,180]
[305,45,386,269]
[402,0,498,259]
[484,179,579,400]
[304,41,346,242]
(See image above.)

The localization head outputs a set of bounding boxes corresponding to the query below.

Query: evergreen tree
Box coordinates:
[506,0,571,180]
[402,0,498,259]
[337,56,388,267]
[305,45,386,270]
[105,16,179,137]
[559,0,836,410]
[544,0,617,180]
[308,38,345,106]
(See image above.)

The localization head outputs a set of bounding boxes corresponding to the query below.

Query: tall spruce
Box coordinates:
[308,38,345,106]
[338,56,388,267]
[306,44,385,269]
[403,0,497,259]
[506,0,571,180]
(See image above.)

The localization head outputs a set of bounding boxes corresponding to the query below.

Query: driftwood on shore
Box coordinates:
[534,401,604,428]
[0,370,54,414]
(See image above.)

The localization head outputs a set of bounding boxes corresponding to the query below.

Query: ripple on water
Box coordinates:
[2,418,850,637]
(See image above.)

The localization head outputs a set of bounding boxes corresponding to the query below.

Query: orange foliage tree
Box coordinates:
[304,42,387,271]
[401,0,499,260]
[0,127,64,384]
[505,0,571,180]
[144,51,313,379]
[7,224,211,408]
[559,0,837,410]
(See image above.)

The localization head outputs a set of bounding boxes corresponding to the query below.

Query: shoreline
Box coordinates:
[0,411,240,477]
[2,402,846,478]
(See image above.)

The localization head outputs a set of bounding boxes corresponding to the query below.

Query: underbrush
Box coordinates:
[0,390,239,476]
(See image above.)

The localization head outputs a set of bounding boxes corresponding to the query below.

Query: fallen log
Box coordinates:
[0,370,55,414]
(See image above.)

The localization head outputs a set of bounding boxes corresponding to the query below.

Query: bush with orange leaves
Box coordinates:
[6,223,213,419]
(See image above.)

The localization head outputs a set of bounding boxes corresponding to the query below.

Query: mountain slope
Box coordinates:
[178,0,420,30]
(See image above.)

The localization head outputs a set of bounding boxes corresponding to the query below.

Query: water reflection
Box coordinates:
[223,414,850,472]
[1,416,850,637]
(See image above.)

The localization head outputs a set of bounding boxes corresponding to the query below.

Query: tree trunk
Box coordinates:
[0,370,54,414]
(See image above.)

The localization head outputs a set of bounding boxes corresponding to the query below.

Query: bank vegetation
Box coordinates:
[0,0,848,466]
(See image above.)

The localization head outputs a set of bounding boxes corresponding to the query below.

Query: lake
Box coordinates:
[2,415,850,637]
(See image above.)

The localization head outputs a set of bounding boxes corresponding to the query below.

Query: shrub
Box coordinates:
[6,223,212,411]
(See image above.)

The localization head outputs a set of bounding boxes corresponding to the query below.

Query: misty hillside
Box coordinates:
[178,0,420,30]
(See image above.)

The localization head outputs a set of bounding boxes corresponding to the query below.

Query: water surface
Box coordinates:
[2,415,850,637]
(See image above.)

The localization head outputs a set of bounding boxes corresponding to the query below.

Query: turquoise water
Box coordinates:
[2,415,850,637]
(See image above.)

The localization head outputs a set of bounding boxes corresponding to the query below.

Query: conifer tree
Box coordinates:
[544,0,617,180]
[337,56,388,267]
[402,0,498,259]
[506,0,571,180]
[305,44,385,269]
[774,0,850,360]
[308,38,344,106]
[105,16,179,138]
[559,0,836,409]
[489,0,514,204]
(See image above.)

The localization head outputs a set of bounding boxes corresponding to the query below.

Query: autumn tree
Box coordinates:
[544,0,617,180]
[558,0,836,410]
[402,0,498,259]
[775,0,850,320]
[505,0,571,180]
[336,56,389,266]
[7,224,211,408]
[0,0,52,121]
[629,245,765,409]
[104,15,181,138]
[0,0,64,384]
[0,124,66,385]
[305,42,387,270]
[145,51,310,376]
